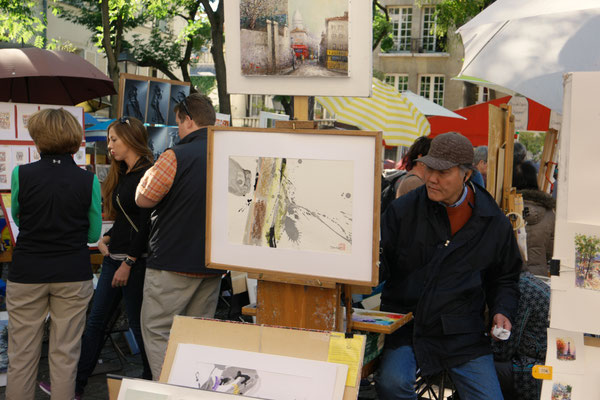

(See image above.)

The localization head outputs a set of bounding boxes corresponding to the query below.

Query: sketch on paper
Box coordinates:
[227,156,353,254]
[240,0,348,77]
[556,337,576,361]
[168,343,344,400]
[574,233,600,290]
[124,389,168,400]
[551,382,572,400]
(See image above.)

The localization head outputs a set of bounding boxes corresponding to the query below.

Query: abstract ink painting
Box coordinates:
[228,156,353,254]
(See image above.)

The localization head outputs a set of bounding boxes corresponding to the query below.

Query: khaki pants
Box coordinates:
[6,280,93,400]
[141,269,221,380]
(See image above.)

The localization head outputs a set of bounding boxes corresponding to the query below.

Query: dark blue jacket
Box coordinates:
[380,182,521,375]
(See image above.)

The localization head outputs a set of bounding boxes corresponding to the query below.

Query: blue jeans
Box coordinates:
[75,257,151,394]
[375,345,503,400]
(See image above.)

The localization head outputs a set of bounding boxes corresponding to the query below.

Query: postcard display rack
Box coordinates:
[537,71,600,399]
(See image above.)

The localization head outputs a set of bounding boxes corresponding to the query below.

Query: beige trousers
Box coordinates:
[6,280,93,400]
[141,269,221,380]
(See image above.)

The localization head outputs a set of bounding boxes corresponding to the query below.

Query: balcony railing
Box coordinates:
[388,37,446,54]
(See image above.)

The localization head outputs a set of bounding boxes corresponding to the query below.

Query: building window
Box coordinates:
[385,74,409,93]
[421,6,437,52]
[477,86,490,103]
[249,94,265,117]
[419,75,445,105]
[388,6,412,52]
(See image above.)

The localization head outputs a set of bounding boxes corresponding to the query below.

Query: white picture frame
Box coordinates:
[206,127,381,286]
[224,0,372,97]
[258,111,290,128]
[0,103,16,141]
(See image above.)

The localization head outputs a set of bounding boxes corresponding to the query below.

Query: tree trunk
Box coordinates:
[202,0,230,115]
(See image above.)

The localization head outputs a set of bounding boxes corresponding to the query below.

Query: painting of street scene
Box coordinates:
[240,0,349,77]
[551,382,572,400]
[574,233,600,290]
[556,337,576,361]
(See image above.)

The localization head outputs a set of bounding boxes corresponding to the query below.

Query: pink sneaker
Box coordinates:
[38,381,51,396]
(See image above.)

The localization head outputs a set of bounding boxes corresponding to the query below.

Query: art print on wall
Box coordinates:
[146,81,170,125]
[225,0,372,96]
[0,103,16,141]
[167,343,346,400]
[240,0,348,77]
[541,373,583,400]
[147,127,179,160]
[207,127,380,285]
[122,79,149,122]
[574,233,600,291]
[228,155,353,254]
[546,328,585,375]
[16,103,39,141]
[167,84,191,126]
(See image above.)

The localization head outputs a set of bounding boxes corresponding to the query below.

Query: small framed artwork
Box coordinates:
[259,111,290,128]
[121,78,149,122]
[146,81,170,125]
[225,0,372,96]
[16,103,39,142]
[167,84,191,126]
[0,103,16,140]
[206,127,381,286]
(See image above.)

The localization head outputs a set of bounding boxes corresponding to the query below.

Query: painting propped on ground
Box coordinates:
[168,343,346,400]
[240,0,349,77]
[227,156,353,254]
[574,233,600,290]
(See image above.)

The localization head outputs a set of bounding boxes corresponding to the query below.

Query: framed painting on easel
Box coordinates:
[206,127,381,286]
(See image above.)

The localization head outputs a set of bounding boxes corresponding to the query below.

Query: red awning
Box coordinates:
[427,96,551,146]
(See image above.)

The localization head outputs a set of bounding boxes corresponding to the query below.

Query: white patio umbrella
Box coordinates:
[456,0,600,112]
[401,90,466,119]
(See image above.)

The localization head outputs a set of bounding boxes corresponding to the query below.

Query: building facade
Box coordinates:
[374,0,466,111]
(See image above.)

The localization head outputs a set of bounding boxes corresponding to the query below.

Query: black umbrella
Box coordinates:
[0,48,116,106]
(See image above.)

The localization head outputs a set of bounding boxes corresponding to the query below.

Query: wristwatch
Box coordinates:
[124,257,135,266]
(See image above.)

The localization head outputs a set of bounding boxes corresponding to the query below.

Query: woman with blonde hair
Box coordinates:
[39,117,154,399]
[7,108,102,400]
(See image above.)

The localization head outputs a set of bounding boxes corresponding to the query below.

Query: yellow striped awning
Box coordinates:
[317,78,430,146]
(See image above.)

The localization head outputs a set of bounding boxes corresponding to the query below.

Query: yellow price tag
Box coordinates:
[532,365,553,380]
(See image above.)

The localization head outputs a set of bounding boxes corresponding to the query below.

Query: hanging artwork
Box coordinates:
[167,84,191,126]
[147,127,179,160]
[167,343,347,400]
[121,79,149,122]
[16,103,39,141]
[225,0,372,96]
[239,0,348,77]
[146,81,170,125]
[546,328,585,375]
[0,103,15,141]
[541,373,583,400]
[207,127,380,285]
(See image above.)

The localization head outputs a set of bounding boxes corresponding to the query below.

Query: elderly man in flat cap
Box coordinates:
[376,132,521,400]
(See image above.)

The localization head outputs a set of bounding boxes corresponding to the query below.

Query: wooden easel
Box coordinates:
[486,103,523,231]
[251,96,377,333]
[537,128,559,193]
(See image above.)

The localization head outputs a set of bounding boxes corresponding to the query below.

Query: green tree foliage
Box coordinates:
[417,0,495,38]
[373,1,393,52]
[0,0,46,47]
[190,76,216,95]
[574,233,600,280]
[517,132,545,161]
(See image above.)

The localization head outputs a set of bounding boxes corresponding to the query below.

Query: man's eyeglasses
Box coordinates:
[119,117,130,125]
[179,97,192,120]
